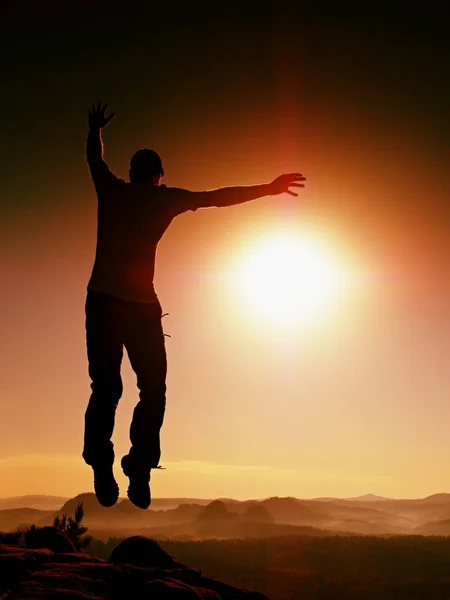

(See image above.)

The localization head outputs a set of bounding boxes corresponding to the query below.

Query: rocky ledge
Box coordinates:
[0,532,269,599]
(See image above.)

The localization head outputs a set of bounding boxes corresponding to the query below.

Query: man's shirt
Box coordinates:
[87,160,213,303]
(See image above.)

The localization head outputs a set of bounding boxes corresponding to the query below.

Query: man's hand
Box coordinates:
[88,102,115,130]
[268,173,306,197]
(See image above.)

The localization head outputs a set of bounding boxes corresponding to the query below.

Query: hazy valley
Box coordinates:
[3,492,450,541]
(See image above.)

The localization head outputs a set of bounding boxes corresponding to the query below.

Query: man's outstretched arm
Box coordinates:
[202,173,306,207]
[171,174,306,212]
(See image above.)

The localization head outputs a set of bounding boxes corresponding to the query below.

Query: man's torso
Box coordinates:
[88,181,178,303]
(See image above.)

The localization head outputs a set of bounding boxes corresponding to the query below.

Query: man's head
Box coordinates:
[129,149,164,184]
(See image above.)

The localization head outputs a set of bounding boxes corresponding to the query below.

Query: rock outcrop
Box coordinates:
[109,535,185,569]
[0,537,270,599]
[25,526,76,553]
[242,505,274,523]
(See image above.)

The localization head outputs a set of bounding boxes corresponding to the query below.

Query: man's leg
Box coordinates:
[121,300,167,509]
[83,291,124,506]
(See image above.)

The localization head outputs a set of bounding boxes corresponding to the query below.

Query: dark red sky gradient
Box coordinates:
[1,3,450,498]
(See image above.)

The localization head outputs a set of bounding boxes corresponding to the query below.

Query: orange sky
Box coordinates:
[2,131,450,499]
[1,5,450,500]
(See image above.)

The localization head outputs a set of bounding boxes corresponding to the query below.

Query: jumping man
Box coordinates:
[83,102,306,509]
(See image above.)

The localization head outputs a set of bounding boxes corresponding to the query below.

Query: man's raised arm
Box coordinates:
[86,125,103,167]
[86,103,115,164]
[86,103,117,192]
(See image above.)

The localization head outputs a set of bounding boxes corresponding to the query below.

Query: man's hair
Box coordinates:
[129,149,164,182]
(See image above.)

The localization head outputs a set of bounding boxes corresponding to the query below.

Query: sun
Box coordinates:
[232,231,349,327]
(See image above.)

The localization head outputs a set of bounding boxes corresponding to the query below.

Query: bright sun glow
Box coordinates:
[232,231,350,327]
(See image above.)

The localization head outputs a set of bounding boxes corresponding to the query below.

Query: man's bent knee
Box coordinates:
[89,379,123,405]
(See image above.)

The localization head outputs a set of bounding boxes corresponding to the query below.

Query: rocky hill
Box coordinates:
[0,531,269,599]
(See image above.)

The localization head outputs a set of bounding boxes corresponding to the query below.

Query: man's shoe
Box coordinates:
[127,473,151,510]
[121,456,151,510]
[92,463,119,508]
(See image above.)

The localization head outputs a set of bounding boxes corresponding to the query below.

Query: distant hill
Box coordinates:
[138,498,214,510]
[419,493,450,504]
[414,518,450,535]
[0,508,55,532]
[345,494,392,502]
[260,497,323,526]
[0,496,68,511]
[313,494,392,503]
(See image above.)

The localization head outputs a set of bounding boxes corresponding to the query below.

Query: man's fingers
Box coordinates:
[105,112,116,124]
[288,183,305,188]
[286,190,299,197]
[101,103,108,114]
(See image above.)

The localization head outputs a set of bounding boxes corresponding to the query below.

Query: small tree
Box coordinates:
[0,530,22,545]
[53,502,92,551]
[23,524,38,547]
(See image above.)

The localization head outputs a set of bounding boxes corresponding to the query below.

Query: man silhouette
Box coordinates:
[83,102,306,509]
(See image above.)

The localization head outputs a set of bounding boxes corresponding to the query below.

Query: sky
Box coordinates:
[1,3,450,500]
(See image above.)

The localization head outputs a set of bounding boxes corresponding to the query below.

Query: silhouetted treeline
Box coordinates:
[158,535,450,600]
[79,533,450,599]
